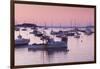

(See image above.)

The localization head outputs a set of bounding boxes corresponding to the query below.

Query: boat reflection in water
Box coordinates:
[28,46,68,64]
[28,46,68,54]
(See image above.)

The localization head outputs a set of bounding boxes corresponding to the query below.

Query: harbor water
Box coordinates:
[15,28,94,65]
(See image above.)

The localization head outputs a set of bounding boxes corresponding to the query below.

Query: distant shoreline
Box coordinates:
[15,23,94,28]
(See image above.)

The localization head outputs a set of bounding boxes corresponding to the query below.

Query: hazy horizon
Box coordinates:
[15,4,95,26]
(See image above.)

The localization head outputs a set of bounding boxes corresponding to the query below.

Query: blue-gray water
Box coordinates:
[15,28,94,65]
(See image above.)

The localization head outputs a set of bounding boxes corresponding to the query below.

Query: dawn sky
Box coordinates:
[15,4,94,26]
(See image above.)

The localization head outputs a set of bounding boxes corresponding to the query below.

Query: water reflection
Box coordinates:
[28,47,68,64]
[28,47,68,55]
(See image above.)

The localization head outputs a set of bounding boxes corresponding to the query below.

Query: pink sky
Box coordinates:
[15,4,94,26]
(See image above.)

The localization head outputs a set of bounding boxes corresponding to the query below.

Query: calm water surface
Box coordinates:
[15,28,94,65]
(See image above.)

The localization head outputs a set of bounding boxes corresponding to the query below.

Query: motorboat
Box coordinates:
[28,37,68,50]
[15,34,30,46]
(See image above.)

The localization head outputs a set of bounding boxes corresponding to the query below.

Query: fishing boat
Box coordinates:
[15,34,30,46]
[28,36,68,50]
